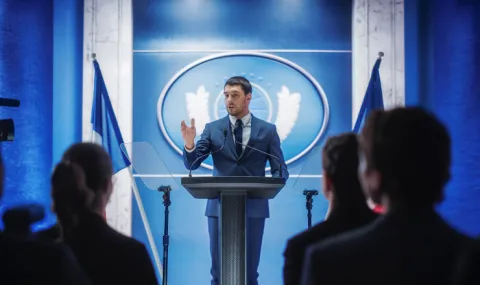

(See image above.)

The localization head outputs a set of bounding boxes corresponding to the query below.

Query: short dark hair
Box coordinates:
[359,107,451,204]
[52,142,113,238]
[322,133,365,203]
[224,76,252,95]
[60,142,113,194]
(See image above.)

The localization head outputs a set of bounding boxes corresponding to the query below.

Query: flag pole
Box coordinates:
[90,54,164,282]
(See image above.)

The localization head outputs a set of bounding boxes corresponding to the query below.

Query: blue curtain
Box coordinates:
[0,0,54,229]
[405,0,480,236]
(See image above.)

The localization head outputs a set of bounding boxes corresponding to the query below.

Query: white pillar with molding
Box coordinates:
[352,0,405,125]
[82,0,133,236]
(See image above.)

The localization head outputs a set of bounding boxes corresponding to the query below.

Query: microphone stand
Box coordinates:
[233,137,283,178]
[303,190,318,229]
[158,185,172,285]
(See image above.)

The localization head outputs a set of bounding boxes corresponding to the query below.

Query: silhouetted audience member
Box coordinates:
[3,203,45,240]
[51,142,158,285]
[301,107,473,285]
[0,152,92,285]
[35,222,62,242]
[282,133,378,285]
[452,237,480,285]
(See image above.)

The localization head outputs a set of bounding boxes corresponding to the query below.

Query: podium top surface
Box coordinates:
[181,176,286,187]
[181,176,286,199]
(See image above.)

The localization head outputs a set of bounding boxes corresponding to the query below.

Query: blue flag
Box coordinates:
[91,59,131,173]
[353,57,384,133]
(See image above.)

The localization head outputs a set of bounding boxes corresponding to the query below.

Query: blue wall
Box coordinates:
[405,0,480,236]
[0,0,54,229]
[0,0,83,230]
[53,0,84,166]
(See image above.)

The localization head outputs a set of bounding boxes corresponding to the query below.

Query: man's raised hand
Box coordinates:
[181,118,196,150]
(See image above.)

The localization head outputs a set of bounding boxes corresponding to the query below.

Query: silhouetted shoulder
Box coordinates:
[285,221,334,256]
[302,212,473,285]
[102,223,152,254]
[287,211,379,256]
[0,234,92,285]
[453,237,480,285]
[309,219,376,258]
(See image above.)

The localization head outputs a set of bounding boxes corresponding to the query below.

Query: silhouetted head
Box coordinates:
[358,107,451,208]
[224,76,252,119]
[51,143,113,237]
[322,133,366,208]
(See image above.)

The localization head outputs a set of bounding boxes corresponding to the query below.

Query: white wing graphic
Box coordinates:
[274,86,301,142]
[185,85,211,136]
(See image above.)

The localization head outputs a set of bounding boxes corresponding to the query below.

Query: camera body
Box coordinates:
[0,98,19,142]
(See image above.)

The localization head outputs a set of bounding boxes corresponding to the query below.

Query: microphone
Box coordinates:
[0,98,20,107]
[233,135,284,178]
[188,129,228,177]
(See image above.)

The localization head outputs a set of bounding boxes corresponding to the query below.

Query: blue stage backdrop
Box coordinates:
[132,1,353,284]
[405,0,480,237]
[0,0,55,229]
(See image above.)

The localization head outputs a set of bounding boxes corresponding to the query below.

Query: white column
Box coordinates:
[352,0,405,126]
[82,0,133,236]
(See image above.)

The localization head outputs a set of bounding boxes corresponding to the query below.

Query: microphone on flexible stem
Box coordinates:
[188,129,228,177]
[233,136,283,178]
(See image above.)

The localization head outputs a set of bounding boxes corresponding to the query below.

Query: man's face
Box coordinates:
[224,84,251,118]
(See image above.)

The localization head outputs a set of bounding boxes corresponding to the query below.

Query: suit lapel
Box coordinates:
[223,116,239,159]
[238,115,260,161]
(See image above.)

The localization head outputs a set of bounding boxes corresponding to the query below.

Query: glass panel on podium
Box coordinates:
[120,141,178,285]
[120,141,177,191]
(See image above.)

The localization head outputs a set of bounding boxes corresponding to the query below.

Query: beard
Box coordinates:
[227,105,243,116]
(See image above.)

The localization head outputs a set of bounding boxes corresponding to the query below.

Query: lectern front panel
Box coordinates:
[180,176,286,284]
[220,193,246,285]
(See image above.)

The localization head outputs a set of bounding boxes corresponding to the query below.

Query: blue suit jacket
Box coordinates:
[183,115,289,218]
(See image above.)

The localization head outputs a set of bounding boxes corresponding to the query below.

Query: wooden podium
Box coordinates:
[181,176,286,285]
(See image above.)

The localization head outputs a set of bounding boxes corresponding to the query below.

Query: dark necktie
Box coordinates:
[234,119,243,156]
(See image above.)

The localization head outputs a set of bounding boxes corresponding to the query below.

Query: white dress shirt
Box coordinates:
[229,113,252,150]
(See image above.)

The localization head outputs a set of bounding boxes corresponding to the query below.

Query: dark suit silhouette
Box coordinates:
[65,211,158,285]
[283,206,378,285]
[302,208,472,285]
[452,237,480,285]
[0,232,92,285]
[35,222,62,242]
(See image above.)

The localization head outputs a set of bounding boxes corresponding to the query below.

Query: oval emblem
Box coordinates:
[157,52,330,171]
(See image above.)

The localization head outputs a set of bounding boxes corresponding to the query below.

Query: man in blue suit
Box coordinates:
[181,76,289,285]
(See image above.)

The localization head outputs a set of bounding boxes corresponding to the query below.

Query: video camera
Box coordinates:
[0,98,19,142]
[2,203,45,238]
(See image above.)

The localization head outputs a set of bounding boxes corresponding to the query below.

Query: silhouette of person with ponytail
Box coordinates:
[0,151,92,285]
[51,142,158,285]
